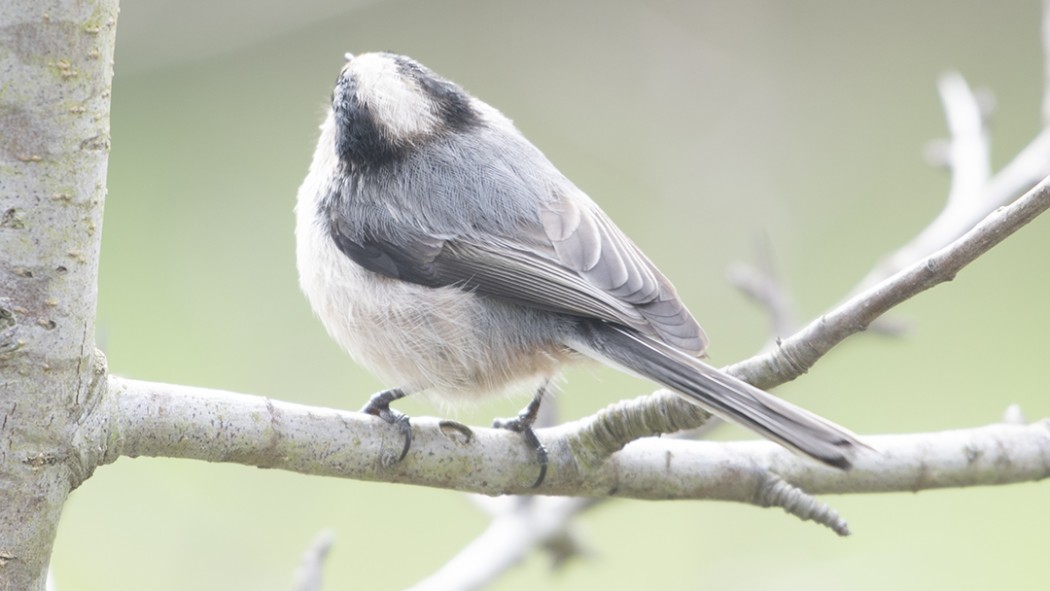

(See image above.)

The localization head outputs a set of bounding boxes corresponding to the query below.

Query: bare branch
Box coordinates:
[856,68,1050,298]
[855,72,991,292]
[728,173,1050,390]
[939,72,991,209]
[100,375,1050,504]
[618,420,1050,496]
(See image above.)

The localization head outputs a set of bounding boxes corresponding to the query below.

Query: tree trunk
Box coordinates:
[0,1,117,588]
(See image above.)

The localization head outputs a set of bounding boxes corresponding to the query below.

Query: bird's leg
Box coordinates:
[360,387,413,463]
[492,381,550,488]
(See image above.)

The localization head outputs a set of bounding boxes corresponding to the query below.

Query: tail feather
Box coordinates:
[573,322,863,469]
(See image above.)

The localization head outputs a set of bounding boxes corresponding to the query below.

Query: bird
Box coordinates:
[295,51,862,486]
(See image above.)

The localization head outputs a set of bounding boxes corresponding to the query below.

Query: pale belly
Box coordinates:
[296,217,576,403]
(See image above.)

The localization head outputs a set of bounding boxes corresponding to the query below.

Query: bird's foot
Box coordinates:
[360,387,412,466]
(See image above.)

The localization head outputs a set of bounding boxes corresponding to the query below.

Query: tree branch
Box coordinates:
[100,376,1050,512]
[859,76,1050,293]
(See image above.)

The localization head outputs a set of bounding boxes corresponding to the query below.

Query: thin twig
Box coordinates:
[407,497,594,591]
[290,531,334,591]
[727,237,797,338]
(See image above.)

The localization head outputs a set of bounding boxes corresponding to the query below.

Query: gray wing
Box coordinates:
[531,186,707,354]
[329,178,708,355]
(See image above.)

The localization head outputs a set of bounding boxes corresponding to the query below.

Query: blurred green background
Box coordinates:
[52,0,1050,589]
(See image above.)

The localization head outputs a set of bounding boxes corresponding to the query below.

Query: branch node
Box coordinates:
[1002,404,1027,425]
[755,472,850,536]
[570,391,715,468]
[438,420,475,445]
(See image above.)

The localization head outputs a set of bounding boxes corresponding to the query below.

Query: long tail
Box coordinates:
[573,322,863,469]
